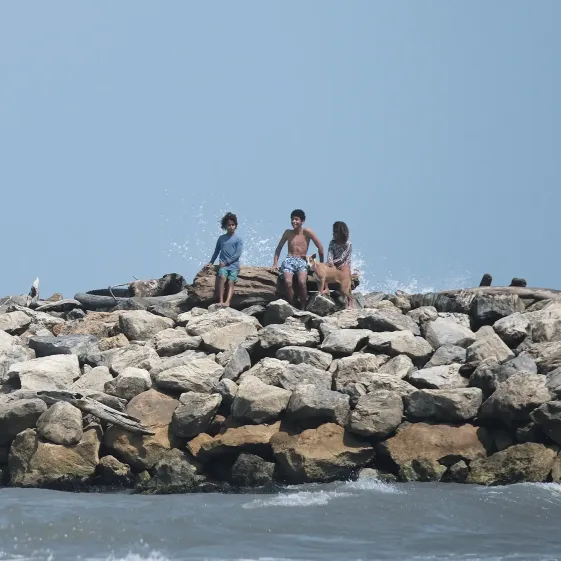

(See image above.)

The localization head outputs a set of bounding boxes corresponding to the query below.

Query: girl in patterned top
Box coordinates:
[327,221,352,273]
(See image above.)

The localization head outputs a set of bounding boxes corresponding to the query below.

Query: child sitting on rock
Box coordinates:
[204,212,243,307]
[327,221,352,274]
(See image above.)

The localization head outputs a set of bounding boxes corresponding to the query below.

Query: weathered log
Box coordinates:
[74,291,193,312]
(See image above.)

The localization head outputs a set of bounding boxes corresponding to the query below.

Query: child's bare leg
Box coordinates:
[224,280,235,307]
[296,271,308,310]
[216,274,227,305]
[283,272,295,306]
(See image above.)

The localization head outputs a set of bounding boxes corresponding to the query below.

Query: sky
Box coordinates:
[1,1,559,298]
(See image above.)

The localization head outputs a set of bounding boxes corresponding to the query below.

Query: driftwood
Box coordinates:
[74,291,192,312]
[33,390,155,436]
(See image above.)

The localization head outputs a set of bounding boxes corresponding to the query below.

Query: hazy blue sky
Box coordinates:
[1,2,559,298]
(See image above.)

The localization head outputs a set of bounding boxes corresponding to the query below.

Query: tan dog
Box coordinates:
[307,253,354,308]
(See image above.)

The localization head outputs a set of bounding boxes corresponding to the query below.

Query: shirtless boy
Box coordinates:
[273,209,324,309]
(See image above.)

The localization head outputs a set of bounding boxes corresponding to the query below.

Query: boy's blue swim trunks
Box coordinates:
[279,256,308,275]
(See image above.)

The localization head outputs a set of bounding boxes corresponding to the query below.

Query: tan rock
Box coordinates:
[99,334,130,352]
[55,311,122,338]
[186,433,213,457]
[104,389,179,470]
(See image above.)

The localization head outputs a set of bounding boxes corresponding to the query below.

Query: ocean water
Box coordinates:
[2,479,561,561]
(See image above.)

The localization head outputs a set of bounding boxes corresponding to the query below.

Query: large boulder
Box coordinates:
[493,313,530,347]
[399,458,447,482]
[0,311,32,334]
[55,311,122,338]
[171,392,222,439]
[377,423,489,472]
[377,355,414,379]
[286,384,350,427]
[104,367,152,401]
[0,345,34,384]
[408,364,468,390]
[201,322,259,353]
[231,453,275,487]
[238,358,287,386]
[185,307,260,336]
[118,311,174,341]
[190,422,281,461]
[275,346,333,370]
[349,391,403,438]
[95,455,134,487]
[278,364,333,391]
[9,426,101,488]
[367,331,433,362]
[263,299,295,325]
[407,306,438,325]
[221,346,252,381]
[531,401,561,445]
[425,345,466,367]
[404,388,483,422]
[259,319,320,350]
[0,398,47,445]
[107,346,161,375]
[333,353,390,390]
[527,341,561,373]
[28,335,101,365]
[7,355,81,391]
[232,376,291,424]
[467,443,556,485]
[141,449,202,494]
[270,423,374,483]
[356,309,420,335]
[152,358,223,393]
[465,332,515,367]
[470,294,524,327]
[69,366,113,393]
[365,374,418,397]
[149,349,208,376]
[306,294,338,317]
[154,328,201,357]
[36,401,83,445]
[479,373,551,427]
[423,318,476,349]
[104,389,179,470]
[320,329,372,355]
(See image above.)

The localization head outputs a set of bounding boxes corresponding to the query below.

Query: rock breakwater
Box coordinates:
[2,269,561,492]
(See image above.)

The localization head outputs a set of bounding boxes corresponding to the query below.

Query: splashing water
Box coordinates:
[162,197,472,295]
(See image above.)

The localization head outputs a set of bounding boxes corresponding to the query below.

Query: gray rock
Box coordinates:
[70,366,113,393]
[507,352,538,374]
[529,308,561,343]
[0,311,32,335]
[333,353,391,390]
[423,318,476,349]
[231,453,275,487]
[306,294,338,317]
[320,329,372,355]
[465,332,515,367]
[0,331,16,352]
[437,312,472,329]
[425,345,466,367]
[241,305,266,318]
[104,367,152,401]
[263,299,295,325]
[0,345,34,384]
[399,458,447,482]
[286,384,350,427]
[37,401,83,445]
[232,375,291,424]
[149,349,209,376]
[366,374,418,397]
[215,378,238,408]
[171,392,222,438]
[176,307,208,326]
[479,373,551,427]
[28,334,102,365]
[66,309,86,321]
[0,398,47,445]
[107,345,161,375]
[470,294,525,327]
[493,313,530,347]
[7,355,81,391]
[239,358,288,387]
[378,354,415,379]
[221,346,252,381]
[407,306,438,325]
[276,346,333,370]
[357,309,420,335]
[118,311,174,341]
[154,328,201,357]
[141,449,201,494]
[527,341,561,373]
[531,401,561,445]
[349,390,403,438]
[407,364,468,390]
[186,308,260,336]
[259,319,320,350]
[201,322,259,353]
[153,359,223,393]
[278,363,333,391]
[339,381,368,407]
[404,388,483,422]
[546,368,561,399]
[367,331,433,362]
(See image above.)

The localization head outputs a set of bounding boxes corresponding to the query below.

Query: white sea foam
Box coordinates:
[340,477,404,494]
[86,552,171,561]
[242,489,352,509]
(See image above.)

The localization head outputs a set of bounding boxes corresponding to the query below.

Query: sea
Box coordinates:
[2,480,561,561]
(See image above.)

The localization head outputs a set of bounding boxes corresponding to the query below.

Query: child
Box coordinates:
[205,212,243,307]
[272,209,324,310]
[327,221,352,273]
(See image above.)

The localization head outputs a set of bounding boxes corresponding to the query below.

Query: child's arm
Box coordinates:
[205,238,221,269]
[273,231,288,269]
[224,238,243,266]
[306,229,325,263]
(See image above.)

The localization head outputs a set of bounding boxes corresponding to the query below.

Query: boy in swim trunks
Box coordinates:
[204,212,243,307]
[272,209,324,310]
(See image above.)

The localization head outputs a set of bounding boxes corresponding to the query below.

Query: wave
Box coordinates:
[242,489,352,509]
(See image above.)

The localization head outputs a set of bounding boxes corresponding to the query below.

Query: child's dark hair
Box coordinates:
[333,221,349,244]
[220,212,238,229]
[291,209,306,221]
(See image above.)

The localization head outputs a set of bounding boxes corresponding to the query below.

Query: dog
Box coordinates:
[307,254,354,308]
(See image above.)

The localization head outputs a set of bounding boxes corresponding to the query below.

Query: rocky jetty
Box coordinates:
[2,269,561,492]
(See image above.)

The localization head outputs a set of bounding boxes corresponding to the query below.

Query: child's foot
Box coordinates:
[223,302,231,308]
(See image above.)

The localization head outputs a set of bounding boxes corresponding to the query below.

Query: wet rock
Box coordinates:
[467,443,555,485]
[171,392,222,439]
[9,426,101,488]
[479,373,551,427]
[357,309,420,336]
[423,318,476,350]
[37,401,83,445]
[470,294,525,327]
[271,423,374,483]
[0,311,32,335]
[108,346,161,375]
[104,389,179,470]
[367,331,433,362]
[231,453,275,487]
[142,449,201,494]
[104,367,152,401]
[493,313,530,347]
[95,455,134,487]
[239,358,287,386]
[320,329,372,355]
[154,328,201,357]
[399,458,446,482]
[0,398,47,445]
[118,311,174,341]
[408,364,468,390]
[286,384,350,427]
[404,388,483,422]
[349,391,403,438]
[152,359,223,393]
[447,460,469,483]
[7,354,81,391]
[259,319,320,350]
[278,364,333,391]
[232,376,291,424]
[70,366,113,393]
[275,346,333,370]
[425,345,466,367]
[221,346,252,381]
